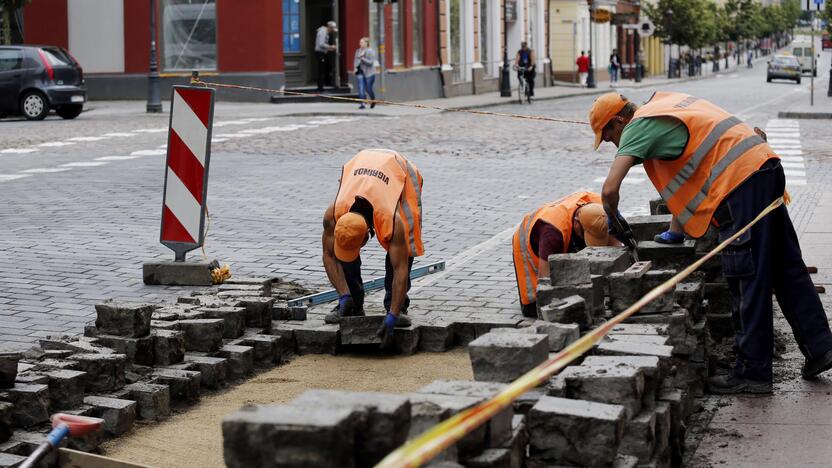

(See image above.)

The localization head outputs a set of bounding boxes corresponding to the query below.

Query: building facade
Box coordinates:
[19,0,550,102]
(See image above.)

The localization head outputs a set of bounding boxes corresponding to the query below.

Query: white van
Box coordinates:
[791,41,817,76]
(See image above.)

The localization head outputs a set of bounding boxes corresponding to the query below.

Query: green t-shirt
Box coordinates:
[616,116,689,162]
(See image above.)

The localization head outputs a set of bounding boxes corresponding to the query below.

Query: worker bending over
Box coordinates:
[513,191,620,318]
[322,149,424,348]
[590,91,832,393]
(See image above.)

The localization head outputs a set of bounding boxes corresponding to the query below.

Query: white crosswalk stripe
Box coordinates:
[765,118,805,188]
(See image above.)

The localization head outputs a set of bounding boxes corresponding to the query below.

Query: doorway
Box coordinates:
[282,0,336,88]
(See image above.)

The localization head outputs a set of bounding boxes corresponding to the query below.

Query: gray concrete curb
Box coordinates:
[777,111,832,119]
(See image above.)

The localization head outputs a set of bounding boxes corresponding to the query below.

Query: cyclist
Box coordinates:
[514,42,536,101]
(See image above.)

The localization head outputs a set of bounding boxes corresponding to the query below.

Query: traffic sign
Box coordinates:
[803,0,824,11]
[638,19,655,38]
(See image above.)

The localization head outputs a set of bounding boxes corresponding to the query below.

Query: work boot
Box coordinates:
[707,373,772,395]
[654,230,685,244]
[802,349,832,379]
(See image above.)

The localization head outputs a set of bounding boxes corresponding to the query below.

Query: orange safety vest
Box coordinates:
[512,191,601,305]
[634,92,778,238]
[334,149,424,257]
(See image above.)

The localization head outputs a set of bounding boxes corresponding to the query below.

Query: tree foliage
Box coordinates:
[646,0,803,49]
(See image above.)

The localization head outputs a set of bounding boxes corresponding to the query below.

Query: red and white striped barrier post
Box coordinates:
[160,85,215,261]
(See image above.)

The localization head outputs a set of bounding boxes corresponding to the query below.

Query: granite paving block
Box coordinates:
[340,316,384,345]
[0,353,20,389]
[619,408,657,463]
[94,300,154,337]
[39,336,111,355]
[83,396,136,436]
[548,254,591,286]
[152,329,185,366]
[295,325,340,355]
[417,320,456,352]
[595,341,674,365]
[603,334,670,346]
[624,308,692,354]
[178,319,225,352]
[538,295,590,329]
[184,354,228,389]
[93,334,154,366]
[528,396,625,466]
[560,364,645,418]
[417,380,512,447]
[676,282,705,321]
[217,345,254,380]
[235,334,282,367]
[67,353,126,392]
[581,355,663,408]
[222,404,355,468]
[551,283,601,320]
[125,382,170,421]
[393,325,420,356]
[636,240,697,271]
[649,198,670,215]
[463,448,512,468]
[151,368,201,403]
[292,389,410,466]
[503,414,528,468]
[407,393,485,458]
[232,297,274,328]
[43,369,86,411]
[0,453,25,467]
[0,402,12,443]
[468,332,548,383]
[629,214,672,242]
[639,270,677,314]
[533,321,579,352]
[572,246,632,276]
[198,307,246,339]
[0,384,49,427]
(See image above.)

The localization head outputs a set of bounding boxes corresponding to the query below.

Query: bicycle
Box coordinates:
[516,66,532,104]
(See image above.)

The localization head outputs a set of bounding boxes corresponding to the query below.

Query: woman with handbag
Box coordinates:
[354,38,376,109]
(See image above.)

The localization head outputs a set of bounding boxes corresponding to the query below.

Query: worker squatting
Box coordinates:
[319,91,832,394]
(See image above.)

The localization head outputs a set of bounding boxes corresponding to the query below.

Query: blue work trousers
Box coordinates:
[716,159,832,381]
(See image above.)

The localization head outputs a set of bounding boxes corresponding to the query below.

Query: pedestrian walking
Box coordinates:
[589,92,832,394]
[315,21,338,92]
[322,149,424,349]
[747,50,753,69]
[609,49,621,86]
[576,51,590,87]
[512,192,620,317]
[354,37,376,109]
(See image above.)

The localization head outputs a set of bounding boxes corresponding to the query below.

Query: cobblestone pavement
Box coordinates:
[0,49,830,346]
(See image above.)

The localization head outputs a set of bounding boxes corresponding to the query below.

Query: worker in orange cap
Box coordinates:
[589,91,832,393]
[322,149,423,348]
[513,191,621,318]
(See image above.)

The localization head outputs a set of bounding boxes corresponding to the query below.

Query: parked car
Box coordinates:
[790,41,817,77]
[0,45,86,120]
[767,55,801,84]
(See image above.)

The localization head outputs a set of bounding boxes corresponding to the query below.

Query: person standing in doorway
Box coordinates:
[316,21,338,92]
[609,49,621,86]
[354,38,377,110]
[576,51,590,87]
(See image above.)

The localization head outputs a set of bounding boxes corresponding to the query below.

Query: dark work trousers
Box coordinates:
[716,159,832,382]
[315,51,328,91]
[340,254,414,313]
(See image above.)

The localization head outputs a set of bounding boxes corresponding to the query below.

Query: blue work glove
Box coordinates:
[376,312,397,350]
[654,230,685,244]
[338,294,354,317]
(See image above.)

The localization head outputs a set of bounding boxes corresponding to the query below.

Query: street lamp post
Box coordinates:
[500,0,512,96]
[586,0,596,88]
[146,0,162,113]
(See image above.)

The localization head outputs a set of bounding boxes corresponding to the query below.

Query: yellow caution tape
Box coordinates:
[375,196,785,468]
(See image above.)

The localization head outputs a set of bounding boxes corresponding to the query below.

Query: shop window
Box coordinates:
[413,0,423,64]
[162,0,217,71]
[479,0,490,75]
[283,0,301,53]
[392,2,404,66]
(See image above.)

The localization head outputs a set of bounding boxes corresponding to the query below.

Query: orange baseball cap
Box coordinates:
[334,212,368,262]
[577,203,610,246]
[589,93,628,150]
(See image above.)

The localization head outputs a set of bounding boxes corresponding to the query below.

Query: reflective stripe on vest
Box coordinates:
[635,92,777,237]
[516,215,537,304]
[392,156,422,255]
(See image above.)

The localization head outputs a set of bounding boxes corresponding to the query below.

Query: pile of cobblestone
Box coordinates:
[220,198,732,468]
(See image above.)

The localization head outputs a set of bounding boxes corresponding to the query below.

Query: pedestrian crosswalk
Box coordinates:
[765,118,806,187]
